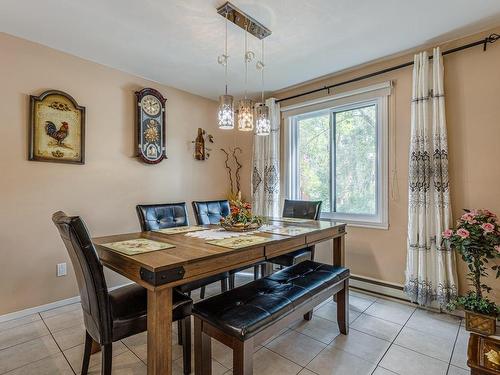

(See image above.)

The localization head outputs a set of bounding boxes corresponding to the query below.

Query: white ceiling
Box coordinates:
[2,0,500,100]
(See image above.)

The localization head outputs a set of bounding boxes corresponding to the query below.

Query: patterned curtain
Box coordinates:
[404,48,458,307]
[252,98,280,217]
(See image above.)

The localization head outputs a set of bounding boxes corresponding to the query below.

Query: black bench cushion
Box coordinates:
[192,261,349,340]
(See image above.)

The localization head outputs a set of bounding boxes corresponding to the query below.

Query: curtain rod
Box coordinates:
[276,33,500,104]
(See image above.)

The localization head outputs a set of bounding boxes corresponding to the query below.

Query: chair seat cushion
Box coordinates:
[269,247,312,267]
[193,261,349,340]
[109,284,192,341]
[176,271,230,293]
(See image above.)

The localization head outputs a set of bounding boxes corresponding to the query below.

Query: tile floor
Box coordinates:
[0,273,470,375]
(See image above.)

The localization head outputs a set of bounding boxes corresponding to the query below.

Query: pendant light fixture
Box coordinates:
[217,12,234,129]
[255,39,270,136]
[237,26,254,132]
[216,2,272,134]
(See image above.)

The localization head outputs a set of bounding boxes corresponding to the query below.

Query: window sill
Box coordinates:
[320,218,389,230]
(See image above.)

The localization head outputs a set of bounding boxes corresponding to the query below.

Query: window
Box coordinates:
[285,85,389,228]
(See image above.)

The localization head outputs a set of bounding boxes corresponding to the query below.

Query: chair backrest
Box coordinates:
[192,200,230,225]
[136,202,189,231]
[52,211,112,344]
[282,199,322,220]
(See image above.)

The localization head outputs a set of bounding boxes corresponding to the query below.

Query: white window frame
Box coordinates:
[284,83,390,229]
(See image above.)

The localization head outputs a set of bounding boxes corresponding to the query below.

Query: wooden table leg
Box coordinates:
[147,287,172,375]
[333,234,345,267]
[332,234,346,303]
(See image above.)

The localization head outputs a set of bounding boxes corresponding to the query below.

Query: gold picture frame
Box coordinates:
[29,90,85,164]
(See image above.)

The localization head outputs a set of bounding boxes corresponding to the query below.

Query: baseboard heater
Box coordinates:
[349,274,409,302]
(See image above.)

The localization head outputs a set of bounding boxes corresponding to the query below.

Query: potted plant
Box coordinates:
[443,209,500,335]
[220,195,263,232]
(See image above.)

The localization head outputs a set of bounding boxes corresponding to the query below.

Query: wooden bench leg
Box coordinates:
[233,337,254,375]
[337,279,349,334]
[194,317,212,375]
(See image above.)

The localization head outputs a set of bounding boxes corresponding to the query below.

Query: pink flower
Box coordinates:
[442,229,453,239]
[461,213,476,224]
[457,228,470,239]
[482,223,495,233]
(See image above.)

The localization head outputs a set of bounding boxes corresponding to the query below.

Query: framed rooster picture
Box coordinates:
[29,90,85,164]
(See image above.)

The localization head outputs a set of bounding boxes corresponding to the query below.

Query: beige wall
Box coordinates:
[273,27,500,301]
[0,33,252,315]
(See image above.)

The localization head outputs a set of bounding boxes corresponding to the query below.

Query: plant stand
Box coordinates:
[468,333,500,374]
[466,311,498,336]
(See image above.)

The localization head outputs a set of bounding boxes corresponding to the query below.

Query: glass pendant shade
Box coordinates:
[217,95,234,129]
[255,104,271,135]
[237,99,254,132]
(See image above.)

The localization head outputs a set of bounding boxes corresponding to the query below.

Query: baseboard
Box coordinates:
[349,274,409,302]
[0,282,133,324]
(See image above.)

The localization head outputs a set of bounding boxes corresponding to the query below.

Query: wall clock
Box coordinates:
[135,88,166,164]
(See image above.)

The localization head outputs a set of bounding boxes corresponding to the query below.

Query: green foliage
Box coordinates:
[446,291,499,317]
[296,105,377,214]
[297,113,331,211]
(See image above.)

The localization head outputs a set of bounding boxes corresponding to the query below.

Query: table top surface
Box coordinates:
[92,218,346,272]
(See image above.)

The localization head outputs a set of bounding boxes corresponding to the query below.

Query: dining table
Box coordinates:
[92,218,347,375]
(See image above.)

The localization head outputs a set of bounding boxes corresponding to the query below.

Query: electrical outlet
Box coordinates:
[57,263,67,277]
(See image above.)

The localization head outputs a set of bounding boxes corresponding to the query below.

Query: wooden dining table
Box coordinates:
[92,218,346,375]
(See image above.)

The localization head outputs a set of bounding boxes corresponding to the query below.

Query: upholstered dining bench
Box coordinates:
[192,260,350,375]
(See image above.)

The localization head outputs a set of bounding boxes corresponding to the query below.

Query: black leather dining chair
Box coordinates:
[136,202,229,300]
[192,200,265,288]
[52,211,193,375]
[191,199,231,225]
[268,199,322,267]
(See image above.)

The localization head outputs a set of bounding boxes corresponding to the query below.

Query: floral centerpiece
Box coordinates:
[220,195,263,232]
[443,209,500,335]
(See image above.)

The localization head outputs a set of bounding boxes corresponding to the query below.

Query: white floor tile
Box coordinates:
[330,329,391,364]
[0,335,60,374]
[297,369,318,375]
[0,320,49,351]
[450,329,469,370]
[252,347,302,375]
[351,314,403,342]
[394,326,455,362]
[51,322,86,351]
[372,367,399,375]
[42,309,83,333]
[0,314,41,333]
[292,316,341,344]
[266,330,326,366]
[405,309,460,340]
[86,350,146,375]
[379,345,448,375]
[364,300,415,325]
[307,346,376,375]
[314,302,360,324]
[447,364,469,375]
[2,353,74,375]
[349,295,375,313]
[64,340,128,374]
